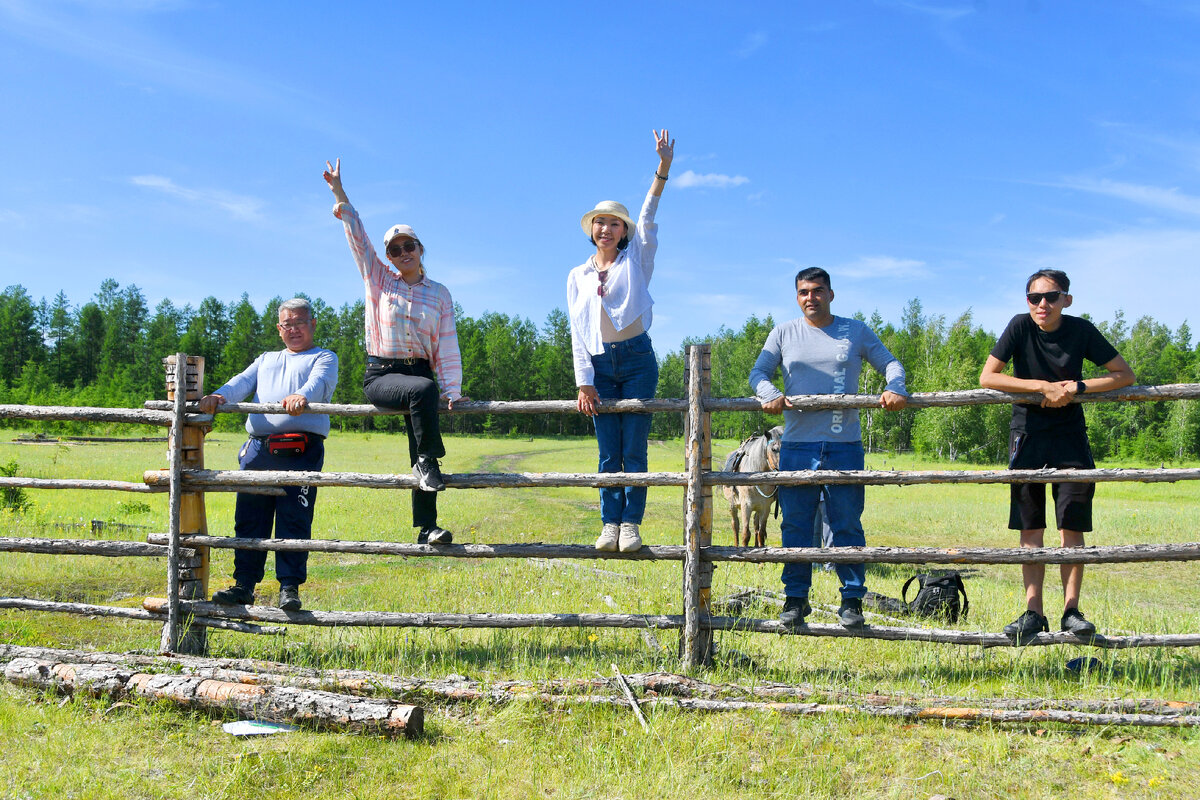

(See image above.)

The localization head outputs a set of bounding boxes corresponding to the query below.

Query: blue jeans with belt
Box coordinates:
[777,440,866,600]
[591,333,659,525]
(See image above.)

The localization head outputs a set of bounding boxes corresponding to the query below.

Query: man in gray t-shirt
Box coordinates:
[750,268,908,629]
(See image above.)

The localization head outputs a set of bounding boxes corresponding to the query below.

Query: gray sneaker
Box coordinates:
[595,523,619,552]
[618,522,642,552]
[837,597,866,629]
[780,596,811,628]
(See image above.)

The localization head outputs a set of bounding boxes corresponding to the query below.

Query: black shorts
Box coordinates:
[1007,428,1096,532]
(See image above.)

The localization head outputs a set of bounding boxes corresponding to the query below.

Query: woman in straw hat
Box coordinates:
[568,129,674,553]
[323,158,465,546]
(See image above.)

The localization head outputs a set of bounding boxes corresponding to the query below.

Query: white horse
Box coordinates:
[721,426,783,548]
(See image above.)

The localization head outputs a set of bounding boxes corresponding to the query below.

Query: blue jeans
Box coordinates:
[591,333,658,524]
[777,441,866,600]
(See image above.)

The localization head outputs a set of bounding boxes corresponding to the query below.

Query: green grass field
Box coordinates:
[2,431,1199,799]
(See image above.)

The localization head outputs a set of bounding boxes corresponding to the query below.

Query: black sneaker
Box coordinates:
[413,456,446,492]
[779,596,811,628]
[1004,609,1049,646]
[837,597,866,629]
[278,585,302,612]
[1061,607,1097,637]
[417,526,453,545]
[211,583,254,605]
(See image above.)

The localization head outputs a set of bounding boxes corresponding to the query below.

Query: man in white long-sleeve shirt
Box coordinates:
[199,298,338,612]
[750,268,908,629]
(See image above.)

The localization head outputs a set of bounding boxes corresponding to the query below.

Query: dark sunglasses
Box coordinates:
[597,269,610,297]
[387,240,419,258]
[1026,290,1065,305]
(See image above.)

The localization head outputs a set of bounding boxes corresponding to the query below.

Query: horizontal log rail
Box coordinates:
[147,534,1200,566]
[0,476,283,496]
[141,465,1200,492]
[138,598,1200,650]
[0,597,280,634]
[0,404,173,426]
[142,382,1200,419]
[1,476,162,494]
[0,537,193,559]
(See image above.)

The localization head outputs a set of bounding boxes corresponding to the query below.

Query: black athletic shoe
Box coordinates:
[1004,609,1049,646]
[278,585,302,612]
[211,583,254,605]
[837,597,866,629]
[779,596,811,628]
[417,526,453,545]
[413,456,446,492]
[1061,607,1097,637]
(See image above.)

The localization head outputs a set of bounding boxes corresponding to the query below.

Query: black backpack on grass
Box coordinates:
[901,572,969,623]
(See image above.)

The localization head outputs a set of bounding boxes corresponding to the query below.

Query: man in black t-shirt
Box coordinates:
[980,269,1134,645]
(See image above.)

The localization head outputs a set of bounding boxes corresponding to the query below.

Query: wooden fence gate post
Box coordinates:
[681,344,714,668]
[161,355,209,655]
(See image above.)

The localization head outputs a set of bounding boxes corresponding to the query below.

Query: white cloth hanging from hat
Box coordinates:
[567,189,660,387]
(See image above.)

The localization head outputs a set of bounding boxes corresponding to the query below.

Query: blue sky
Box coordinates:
[3,0,1200,357]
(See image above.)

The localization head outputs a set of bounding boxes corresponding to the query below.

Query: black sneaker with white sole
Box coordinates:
[1004,609,1049,645]
[417,526,453,545]
[1061,607,1097,637]
[413,456,446,492]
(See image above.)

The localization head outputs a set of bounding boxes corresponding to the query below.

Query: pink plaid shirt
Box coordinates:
[333,202,463,401]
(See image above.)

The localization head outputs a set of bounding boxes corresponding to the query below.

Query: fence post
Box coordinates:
[160,354,209,655]
[681,344,714,668]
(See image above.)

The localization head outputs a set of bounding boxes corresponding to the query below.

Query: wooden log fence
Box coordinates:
[5,347,1200,678]
[145,533,1200,566]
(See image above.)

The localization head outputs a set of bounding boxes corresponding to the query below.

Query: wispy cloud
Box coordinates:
[130,175,265,221]
[1030,228,1200,328]
[734,31,767,58]
[887,1,973,22]
[1058,177,1200,218]
[836,255,931,280]
[674,170,750,189]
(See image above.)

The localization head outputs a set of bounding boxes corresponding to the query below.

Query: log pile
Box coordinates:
[1,646,422,738]
[1,645,1194,729]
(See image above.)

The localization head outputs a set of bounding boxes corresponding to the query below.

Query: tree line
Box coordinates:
[1,282,1197,461]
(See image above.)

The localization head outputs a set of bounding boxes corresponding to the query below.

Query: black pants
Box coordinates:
[363,359,444,529]
[232,435,324,587]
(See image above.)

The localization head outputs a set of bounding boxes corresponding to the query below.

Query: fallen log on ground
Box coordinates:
[2,645,1195,722]
[2,654,422,738]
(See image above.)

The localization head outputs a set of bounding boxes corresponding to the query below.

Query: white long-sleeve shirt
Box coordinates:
[566,189,660,387]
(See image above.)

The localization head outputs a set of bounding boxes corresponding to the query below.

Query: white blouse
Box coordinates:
[566,188,660,387]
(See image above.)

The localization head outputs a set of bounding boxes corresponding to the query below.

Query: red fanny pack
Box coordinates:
[266,432,309,456]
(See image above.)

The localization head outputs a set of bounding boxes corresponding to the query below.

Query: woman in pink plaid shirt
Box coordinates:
[324,159,466,546]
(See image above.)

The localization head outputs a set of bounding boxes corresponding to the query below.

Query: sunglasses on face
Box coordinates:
[1026,290,1065,305]
[387,240,419,258]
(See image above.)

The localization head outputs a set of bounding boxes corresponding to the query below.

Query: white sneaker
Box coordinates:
[619,522,642,552]
[595,523,619,552]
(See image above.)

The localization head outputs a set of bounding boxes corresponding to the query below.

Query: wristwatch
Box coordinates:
[1075,380,1087,395]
